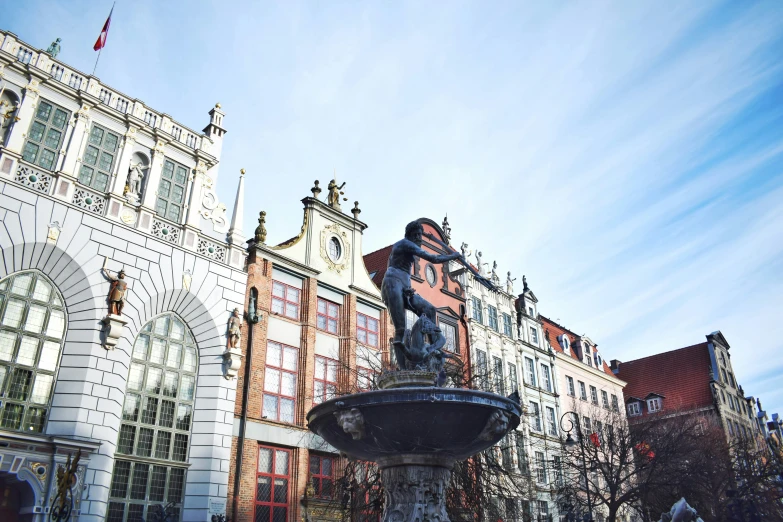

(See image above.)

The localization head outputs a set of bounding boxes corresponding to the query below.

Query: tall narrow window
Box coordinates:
[255,446,290,522]
[590,385,598,405]
[538,500,549,519]
[502,313,513,336]
[535,452,547,483]
[515,432,527,474]
[508,364,518,394]
[310,454,334,498]
[546,406,557,436]
[471,297,483,324]
[611,394,619,412]
[155,159,189,222]
[21,99,70,170]
[501,434,513,470]
[271,281,300,320]
[263,341,298,423]
[107,314,197,522]
[529,401,541,432]
[487,305,499,331]
[566,376,575,397]
[0,271,65,433]
[313,356,337,405]
[476,350,488,390]
[405,310,417,331]
[357,313,379,347]
[525,357,537,387]
[579,381,587,401]
[540,364,552,392]
[316,298,339,334]
[79,123,120,192]
[492,356,504,394]
[529,327,538,345]
[439,320,458,353]
[601,390,609,409]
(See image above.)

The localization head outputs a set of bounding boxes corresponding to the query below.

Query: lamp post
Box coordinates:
[560,413,593,522]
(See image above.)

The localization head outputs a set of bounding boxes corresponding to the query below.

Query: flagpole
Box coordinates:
[92,1,115,77]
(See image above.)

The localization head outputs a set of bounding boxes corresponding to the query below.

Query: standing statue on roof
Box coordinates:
[327,179,346,210]
[46,38,61,58]
[460,242,471,259]
[506,272,516,294]
[490,261,500,286]
[441,215,451,244]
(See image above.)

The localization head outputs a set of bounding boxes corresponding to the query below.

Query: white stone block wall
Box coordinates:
[0,179,246,522]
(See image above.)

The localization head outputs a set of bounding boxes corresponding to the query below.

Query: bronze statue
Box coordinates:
[102,261,127,316]
[326,179,346,209]
[227,308,241,349]
[46,38,61,58]
[254,211,267,243]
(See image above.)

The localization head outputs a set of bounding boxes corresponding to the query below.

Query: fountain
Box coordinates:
[307,220,522,522]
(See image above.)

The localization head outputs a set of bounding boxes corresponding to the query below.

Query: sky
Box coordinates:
[5,1,783,415]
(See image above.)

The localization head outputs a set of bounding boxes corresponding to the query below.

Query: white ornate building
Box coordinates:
[461,254,561,522]
[0,30,247,522]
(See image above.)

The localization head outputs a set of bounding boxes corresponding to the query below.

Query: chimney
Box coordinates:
[610,359,622,374]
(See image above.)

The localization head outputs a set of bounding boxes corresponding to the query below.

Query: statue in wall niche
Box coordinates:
[46,38,61,58]
[102,260,127,316]
[227,308,241,349]
[506,271,516,294]
[326,179,346,210]
[125,163,145,204]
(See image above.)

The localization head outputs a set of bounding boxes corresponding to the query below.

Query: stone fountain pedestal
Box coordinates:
[307,371,521,522]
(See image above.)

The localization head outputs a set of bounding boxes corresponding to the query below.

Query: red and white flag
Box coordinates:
[93,7,113,51]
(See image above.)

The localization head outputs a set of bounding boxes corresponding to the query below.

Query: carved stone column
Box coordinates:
[377,456,453,522]
[59,104,91,178]
[138,139,166,232]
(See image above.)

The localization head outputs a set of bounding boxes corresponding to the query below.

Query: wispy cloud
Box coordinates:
[6,0,783,413]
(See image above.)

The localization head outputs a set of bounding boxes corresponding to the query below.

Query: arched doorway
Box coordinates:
[0,475,36,522]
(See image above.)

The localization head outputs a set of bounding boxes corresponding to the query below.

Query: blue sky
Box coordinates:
[6,1,783,415]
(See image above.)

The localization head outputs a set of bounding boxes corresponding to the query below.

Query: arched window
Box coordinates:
[107,313,197,522]
[0,271,65,433]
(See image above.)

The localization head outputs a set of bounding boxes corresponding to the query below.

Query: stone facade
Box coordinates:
[227,190,389,522]
[0,29,246,522]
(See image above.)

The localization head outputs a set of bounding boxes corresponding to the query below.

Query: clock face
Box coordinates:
[426,265,437,286]
[328,237,342,262]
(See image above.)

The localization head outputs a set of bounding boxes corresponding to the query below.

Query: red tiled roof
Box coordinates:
[540,316,615,376]
[363,245,393,289]
[615,343,715,412]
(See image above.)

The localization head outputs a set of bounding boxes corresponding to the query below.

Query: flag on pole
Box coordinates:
[93,7,114,51]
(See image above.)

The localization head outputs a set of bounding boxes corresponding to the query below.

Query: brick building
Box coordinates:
[228,187,389,522]
[0,30,246,522]
[613,331,758,441]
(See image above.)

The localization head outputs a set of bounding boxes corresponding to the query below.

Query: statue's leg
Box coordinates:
[381,278,408,369]
[409,294,437,323]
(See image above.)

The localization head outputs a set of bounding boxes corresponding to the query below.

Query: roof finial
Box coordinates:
[311,180,322,198]
[226,168,245,246]
[351,201,361,218]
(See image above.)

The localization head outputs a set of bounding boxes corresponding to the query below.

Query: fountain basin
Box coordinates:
[307,386,521,465]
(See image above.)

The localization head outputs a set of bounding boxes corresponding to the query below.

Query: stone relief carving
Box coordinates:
[222,308,243,380]
[381,465,451,522]
[319,223,351,273]
[334,408,365,440]
[46,221,61,244]
[197,160,229,233]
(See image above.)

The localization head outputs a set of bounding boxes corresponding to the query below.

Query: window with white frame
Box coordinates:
[647,397,662,413]
[502,313,512,336]
[155,159,189,222]
[590,385,598,405]
[476,350,489,390]
[471,297,483,323]
[627,402,641,416]
[0,271,65,433]
[271,281,300,320]
[263,341,298,423]
[546,406,557,436]
[515,432,527,474]
[535,452,547,483]
[529,326,538,344]
[579,381,587,401]
[487,305,499,331]
[21,99,70,171]
[508,363,518,394]
[566,375,575,396]
[540,364,552,392]
[529,401,541,431]
[525,357,537,387]
[538,500,549,520]
[405,309,417,331]
[492,356,504,394]
[582,416,592,433]
[439,319,458,353]
[313,356,338,404]
[611,394,619,412]
[79,123,120,192]
[108,313,197,522]
[602,390,609,409]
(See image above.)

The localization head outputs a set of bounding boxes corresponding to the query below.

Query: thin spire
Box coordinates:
[227,168,245,245]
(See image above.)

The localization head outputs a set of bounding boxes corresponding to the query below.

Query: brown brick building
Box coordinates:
[227,187,389,522]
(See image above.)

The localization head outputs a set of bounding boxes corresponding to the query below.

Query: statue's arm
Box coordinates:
[405,242,461,264]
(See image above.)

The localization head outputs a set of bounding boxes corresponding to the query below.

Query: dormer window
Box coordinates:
[628,402,642,416]
[594,353,603,367]
[559,335,570,352]
[647,398,662,413]
[528,306,534,317]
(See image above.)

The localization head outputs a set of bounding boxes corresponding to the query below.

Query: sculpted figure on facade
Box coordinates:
[125,162,145,204]
[227,308,241,349]
[45,38,61,58]
[506,271,516,294]
[334,408,365,440]
[326,179,346,210]
[102,262,127,316]
[381,220,462,370]
[441,215,451,244]
[490,261,500,286]
[475,250,485,276]
[460,242,471,259]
